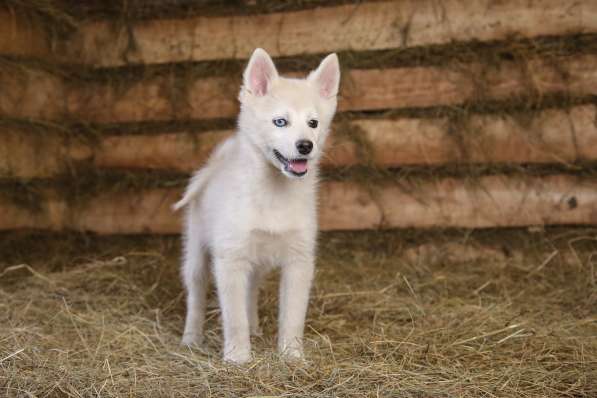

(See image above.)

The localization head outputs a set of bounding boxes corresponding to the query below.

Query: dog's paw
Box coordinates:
[278,344,304,362]
[223,347,252,365]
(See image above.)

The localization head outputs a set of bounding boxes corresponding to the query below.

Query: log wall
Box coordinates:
[1,0,597,233]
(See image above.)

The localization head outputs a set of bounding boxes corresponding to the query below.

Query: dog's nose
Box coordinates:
[296,139,313,155]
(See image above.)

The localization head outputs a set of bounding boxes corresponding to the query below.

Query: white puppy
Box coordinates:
[173,48,340,364]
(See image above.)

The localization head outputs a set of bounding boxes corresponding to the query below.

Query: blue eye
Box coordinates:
[273,118,288,127]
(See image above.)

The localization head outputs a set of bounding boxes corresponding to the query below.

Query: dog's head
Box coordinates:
[238,48,340,179]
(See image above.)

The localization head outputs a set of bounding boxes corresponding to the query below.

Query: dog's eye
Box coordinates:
[308,119,318,128]
[273,118,288,127]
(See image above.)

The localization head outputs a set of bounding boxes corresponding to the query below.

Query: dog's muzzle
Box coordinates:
[273,149,308,177]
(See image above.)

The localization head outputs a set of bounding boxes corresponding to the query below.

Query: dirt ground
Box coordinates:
[1,229,595,397]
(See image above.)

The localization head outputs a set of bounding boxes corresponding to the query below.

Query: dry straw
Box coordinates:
[1,229,595,397]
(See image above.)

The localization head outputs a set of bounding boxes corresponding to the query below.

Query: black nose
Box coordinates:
[296,139,313,155]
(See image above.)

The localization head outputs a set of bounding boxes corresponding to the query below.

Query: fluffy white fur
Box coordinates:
[173,48,340,364]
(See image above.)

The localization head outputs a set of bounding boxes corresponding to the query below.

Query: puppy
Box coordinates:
[173,48,340,364]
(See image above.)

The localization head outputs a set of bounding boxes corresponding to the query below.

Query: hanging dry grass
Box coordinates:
[1,230,595,397]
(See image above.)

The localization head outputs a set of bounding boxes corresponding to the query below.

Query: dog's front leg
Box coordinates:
[249,269,265,336]
[214,257,252,364]
[278,254,314,360]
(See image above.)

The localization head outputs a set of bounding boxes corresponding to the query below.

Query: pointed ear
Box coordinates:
[309,53,340,98]
[243,48,278,96]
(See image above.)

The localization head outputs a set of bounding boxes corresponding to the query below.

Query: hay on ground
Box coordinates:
[0,229,595,397]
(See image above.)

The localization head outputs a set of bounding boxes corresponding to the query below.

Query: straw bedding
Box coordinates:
[1,229,595,397]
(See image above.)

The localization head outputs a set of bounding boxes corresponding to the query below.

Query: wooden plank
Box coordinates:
[0,191,65,231]
[62,0,597,67]
[70,188,182,234]
[0,9,50,58]
[1,174,596,233]
[3,105,597,179]
[64,74,240,123]
[93,130,233,172]
[0,129,70,179]
[342,105,597,167]
[0,67,65,120]
[334,174,597,230]
[2,53,596,124]
[68,54,597,123]
[369,175,597,229]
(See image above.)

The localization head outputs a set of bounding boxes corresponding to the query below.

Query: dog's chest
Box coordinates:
[249,184,314,234]
[247,229,296,266]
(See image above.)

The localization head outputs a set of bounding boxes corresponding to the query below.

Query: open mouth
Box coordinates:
[273,149,308,177]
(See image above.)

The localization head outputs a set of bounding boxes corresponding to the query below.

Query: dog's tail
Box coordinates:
[172,167,212,211]
[172,136,235,211]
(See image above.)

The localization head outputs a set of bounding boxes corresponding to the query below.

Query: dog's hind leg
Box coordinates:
[181,216,209,346]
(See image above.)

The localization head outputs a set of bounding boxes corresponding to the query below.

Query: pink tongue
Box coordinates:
[289,159,308,173]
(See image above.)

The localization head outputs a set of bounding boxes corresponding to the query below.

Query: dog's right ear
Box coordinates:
[243,48,278,96]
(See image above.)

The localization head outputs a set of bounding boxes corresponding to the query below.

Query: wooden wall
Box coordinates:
[1,0,597,233]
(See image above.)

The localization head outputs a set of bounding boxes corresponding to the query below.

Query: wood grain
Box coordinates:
[62,0,597,67]
[0,9,51,58]
[3,105,596,178]
[2,175,596,233]
[2,54,597,124]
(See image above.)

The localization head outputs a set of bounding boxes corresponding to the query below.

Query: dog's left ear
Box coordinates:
[243,48,279,97]
[309,53,340,99]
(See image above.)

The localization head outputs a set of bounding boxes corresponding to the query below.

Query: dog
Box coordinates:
[173,48,340,364]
